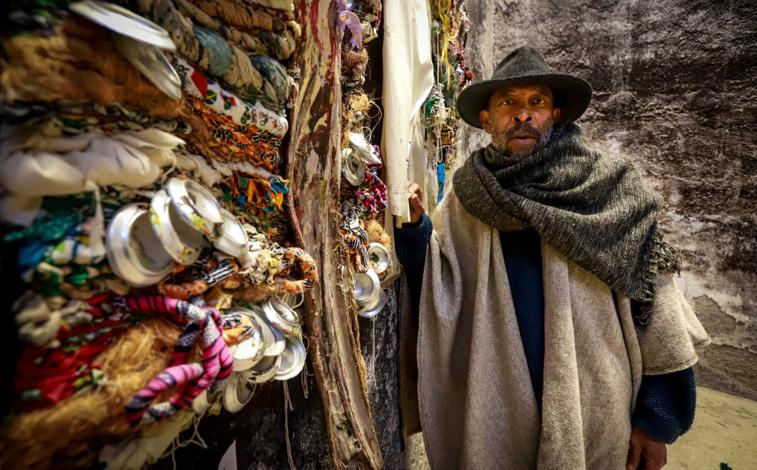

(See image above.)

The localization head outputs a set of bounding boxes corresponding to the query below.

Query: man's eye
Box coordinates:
[532,97,545,105]
[501,99,514,106]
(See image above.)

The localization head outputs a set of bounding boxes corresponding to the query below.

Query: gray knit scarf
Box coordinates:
[453,122,680,324]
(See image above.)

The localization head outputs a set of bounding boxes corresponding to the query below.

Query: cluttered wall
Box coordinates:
[0,0,410,468]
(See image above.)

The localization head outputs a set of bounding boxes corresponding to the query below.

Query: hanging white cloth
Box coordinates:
[381,0,434,225]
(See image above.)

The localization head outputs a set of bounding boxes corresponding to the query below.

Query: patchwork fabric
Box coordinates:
[175,57,288,137]
[185,95,283,172]
[13,293,140,410]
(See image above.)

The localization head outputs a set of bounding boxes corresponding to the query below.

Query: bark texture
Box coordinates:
[283,1,382,468]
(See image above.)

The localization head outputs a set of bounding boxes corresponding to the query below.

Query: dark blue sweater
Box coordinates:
[395,214,695,444]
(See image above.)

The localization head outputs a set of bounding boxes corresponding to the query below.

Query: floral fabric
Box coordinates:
[175,58,288,137]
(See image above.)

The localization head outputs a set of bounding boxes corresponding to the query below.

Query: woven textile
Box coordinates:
[453,123,680,321]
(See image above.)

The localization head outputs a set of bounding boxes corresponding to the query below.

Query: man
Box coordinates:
[395,47,710,470]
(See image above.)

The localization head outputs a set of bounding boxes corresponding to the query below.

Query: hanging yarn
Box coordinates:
[130,0,266,100]
[0,318,182,470]
[189,0,287,33]
[425,0,471,172]
[0,16,183,117]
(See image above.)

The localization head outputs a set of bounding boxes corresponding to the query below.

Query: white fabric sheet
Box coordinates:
[381,0,434,225]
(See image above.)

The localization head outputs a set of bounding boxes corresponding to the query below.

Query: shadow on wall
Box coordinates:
[461,0,757,399]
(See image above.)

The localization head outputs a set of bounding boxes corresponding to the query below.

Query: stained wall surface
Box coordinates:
[461,0,757,399]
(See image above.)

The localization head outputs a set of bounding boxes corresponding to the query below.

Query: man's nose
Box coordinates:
[512,110,532,124]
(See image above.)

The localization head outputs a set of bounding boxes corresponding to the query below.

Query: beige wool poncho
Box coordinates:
[417,186,710,469]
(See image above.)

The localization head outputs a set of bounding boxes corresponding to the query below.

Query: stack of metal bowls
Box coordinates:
[106,177,249,286]
[213,296,306,414]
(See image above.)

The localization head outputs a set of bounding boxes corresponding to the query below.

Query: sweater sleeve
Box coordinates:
[394,214,433,310]
[631,367,696,444]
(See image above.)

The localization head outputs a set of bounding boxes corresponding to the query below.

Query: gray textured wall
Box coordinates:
[461,0,757,399]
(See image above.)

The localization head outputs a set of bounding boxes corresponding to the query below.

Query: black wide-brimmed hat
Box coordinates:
[456,47,592,128]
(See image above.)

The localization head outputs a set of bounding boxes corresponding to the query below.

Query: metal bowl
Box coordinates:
[106,203,174,287]
[113,34,182,100]
[213,209,249,258]
[358,289,387,319]
[367,242,391,274]
[274,337,306,381]
[166,178,223,238]
[342,148,366,186]
[246,354,281,384]
[229,318,264,372]
[69,0,176,50]
[263,298,302,339]
[235,306,286,357]
[353,269,380,305]
[150,189,205,265]
[222,372,255,413]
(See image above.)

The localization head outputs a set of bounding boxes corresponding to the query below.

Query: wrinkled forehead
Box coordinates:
[490,84,554,101]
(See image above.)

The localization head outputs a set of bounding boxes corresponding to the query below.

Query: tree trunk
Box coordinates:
[285,1,383,468]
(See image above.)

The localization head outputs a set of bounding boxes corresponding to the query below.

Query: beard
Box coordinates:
[490,120,554,157]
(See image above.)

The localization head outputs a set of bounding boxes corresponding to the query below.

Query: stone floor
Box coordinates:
[404,387,757,469]
[668,387,757,470]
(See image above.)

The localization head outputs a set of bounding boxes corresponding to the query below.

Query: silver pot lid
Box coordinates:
[69,1,176,50]
[263,298,302,340]
[353,269,380,305]
[274,337,306,381]
[246,354,281,384]
[149,189,205,265]
[223,372,255,413]
[106,203,175,287]
[213,209,249,259]
[113,34,182,101]
[358,289,387,319]
[166,178,223,238]
[229,317,265,372]
[367,242,391,275]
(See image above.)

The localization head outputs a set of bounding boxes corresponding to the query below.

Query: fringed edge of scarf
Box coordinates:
[634,228,682,326]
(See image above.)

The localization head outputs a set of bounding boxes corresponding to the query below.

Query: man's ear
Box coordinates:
[552,107,562,122]
[479,109,492,133]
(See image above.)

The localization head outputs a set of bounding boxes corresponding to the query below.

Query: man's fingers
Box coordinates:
[406,182,424,204]
[626,440,642,470]
[641,446,667,470]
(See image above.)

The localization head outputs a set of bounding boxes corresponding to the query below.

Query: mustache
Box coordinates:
[505,123,541,140]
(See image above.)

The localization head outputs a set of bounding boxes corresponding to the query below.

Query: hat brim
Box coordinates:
[455,73,593,129]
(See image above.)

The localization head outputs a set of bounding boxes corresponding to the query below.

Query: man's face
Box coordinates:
[479,84,561,156]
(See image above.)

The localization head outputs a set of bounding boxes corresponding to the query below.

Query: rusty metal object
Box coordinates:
[285,1,382,468]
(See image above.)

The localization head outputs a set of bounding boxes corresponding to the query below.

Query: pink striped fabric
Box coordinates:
[122,296,234,427]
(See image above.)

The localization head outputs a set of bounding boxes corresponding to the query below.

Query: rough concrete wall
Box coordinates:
[461,0,757,399]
